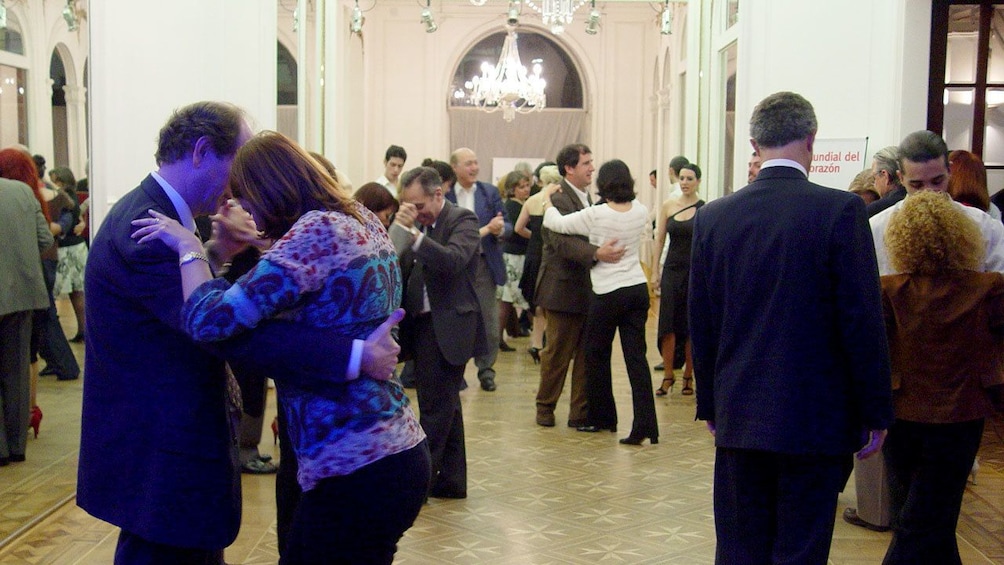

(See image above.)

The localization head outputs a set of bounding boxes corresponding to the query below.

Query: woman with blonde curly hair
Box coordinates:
[880,191,1004,564]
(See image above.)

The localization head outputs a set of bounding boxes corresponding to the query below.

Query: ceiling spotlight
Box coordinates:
[350,0,363,34]
[63,0,78,32]
[660,1,672,35]
[584,1,599,35]
[507,1,521,27]
[421,1,438,33]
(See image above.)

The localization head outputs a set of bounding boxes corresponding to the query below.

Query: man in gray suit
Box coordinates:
[390,166,488,499]
[0,177,53,465]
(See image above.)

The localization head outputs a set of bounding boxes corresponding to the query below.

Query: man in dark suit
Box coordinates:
[78,101,403,564]
[866,145,906,217]
[689,92,894,564]
[446,147,508,392]
[533,144,624,428]
[390,166,487,499]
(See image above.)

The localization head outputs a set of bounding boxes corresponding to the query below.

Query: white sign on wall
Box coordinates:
[808,138,870,190]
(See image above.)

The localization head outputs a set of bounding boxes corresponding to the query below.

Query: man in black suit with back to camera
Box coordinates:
[689,91,894,564]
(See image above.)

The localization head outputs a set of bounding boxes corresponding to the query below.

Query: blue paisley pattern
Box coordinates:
[183,208,424,491]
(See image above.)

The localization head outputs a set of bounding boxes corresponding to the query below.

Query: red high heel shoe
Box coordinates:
[271,416,279,444]
[30,406,43,438]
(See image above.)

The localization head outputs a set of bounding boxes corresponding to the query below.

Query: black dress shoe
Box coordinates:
[39,366,57,376]
[567,419,587,428]
[654,362,665,371]
[9,454,26,463]
[619,435,658,445]
[842,508,890,532]
[69,333,85,343]
[480,378,496,392]
[57,373,79,381]
[429,488,467,499]
[498,341,516,352]
[577,424,617,433]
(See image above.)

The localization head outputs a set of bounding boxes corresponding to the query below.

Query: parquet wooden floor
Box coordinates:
[1,299,1001,564]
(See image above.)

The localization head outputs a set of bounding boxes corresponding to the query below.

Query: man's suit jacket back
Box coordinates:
[535,179,596,315]
[446,181,508,285]
[396,201,488,365]
[689,166,893,456]
[0,178,52,316]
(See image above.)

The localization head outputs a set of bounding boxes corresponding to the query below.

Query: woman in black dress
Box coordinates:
[653,164,704,396]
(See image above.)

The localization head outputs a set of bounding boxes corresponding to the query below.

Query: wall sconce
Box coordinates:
[584,1,599,35]
[63,0,79,32]
[421,1,438,33]
[350,0,363,35]
[660,0,672,35]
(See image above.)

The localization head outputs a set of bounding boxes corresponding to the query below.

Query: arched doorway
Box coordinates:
[276,40,298,140]
[50,48,69,167]
[447,28,587,182]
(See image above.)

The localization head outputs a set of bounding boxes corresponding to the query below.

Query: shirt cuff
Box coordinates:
[347,339,363,380]
[412,231,425,251]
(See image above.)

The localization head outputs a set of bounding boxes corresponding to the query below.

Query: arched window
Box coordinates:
[449,30,583,109]
[0,11,28,147]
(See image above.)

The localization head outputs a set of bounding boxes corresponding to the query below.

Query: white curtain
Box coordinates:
[449,107,588,183]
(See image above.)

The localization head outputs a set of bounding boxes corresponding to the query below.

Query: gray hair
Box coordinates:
[400,166,442,196]
[749,92,817,148]
[872,146,901,187]
[898,130,949,170]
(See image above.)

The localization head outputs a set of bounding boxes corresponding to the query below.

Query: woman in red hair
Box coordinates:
[948,149,1001,220]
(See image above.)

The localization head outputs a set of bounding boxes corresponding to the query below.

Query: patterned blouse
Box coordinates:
[182,207,425,491]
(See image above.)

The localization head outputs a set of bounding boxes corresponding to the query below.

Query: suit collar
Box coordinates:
[754,166,808,182]
[139,174,183,223]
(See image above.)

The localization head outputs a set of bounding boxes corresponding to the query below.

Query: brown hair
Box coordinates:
[885,191,984,275]
[948,150,990,212]
[354,182,400,217]
[0,148,50,221]
[229,131,362,240]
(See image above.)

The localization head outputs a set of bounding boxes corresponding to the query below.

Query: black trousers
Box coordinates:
[31,257,79,379]
[281,441,431,565]
[713,447,851,565]
[413,316,468,495]
[114,530,223,565]
[583,284,657,438]
[882,418,984,565]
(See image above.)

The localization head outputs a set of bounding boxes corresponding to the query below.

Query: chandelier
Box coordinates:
[525,0,588,34]
[465,27,547,122]
[468,0,589,35]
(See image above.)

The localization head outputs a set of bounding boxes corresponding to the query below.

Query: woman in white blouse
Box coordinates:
[542,159,658,445]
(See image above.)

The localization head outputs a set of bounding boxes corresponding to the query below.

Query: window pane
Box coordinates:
[991,8,1004,82]
[0,65,28,148]
[725,0,739,30]
[987,169,1004,196]
[946,5,979,83]
[944,87,975,151]
[984,88,1004,166]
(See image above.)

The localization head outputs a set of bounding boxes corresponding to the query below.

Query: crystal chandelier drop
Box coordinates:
[525,0,588,34]
[465,27,547,122]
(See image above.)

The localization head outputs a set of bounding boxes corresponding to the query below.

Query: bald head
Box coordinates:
[451,147,479,188]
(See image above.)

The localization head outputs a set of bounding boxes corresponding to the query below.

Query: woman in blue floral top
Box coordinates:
[132,131,429,564]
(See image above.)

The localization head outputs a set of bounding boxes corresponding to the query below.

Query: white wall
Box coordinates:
[88,0,277,233]
[733,0,932,190]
